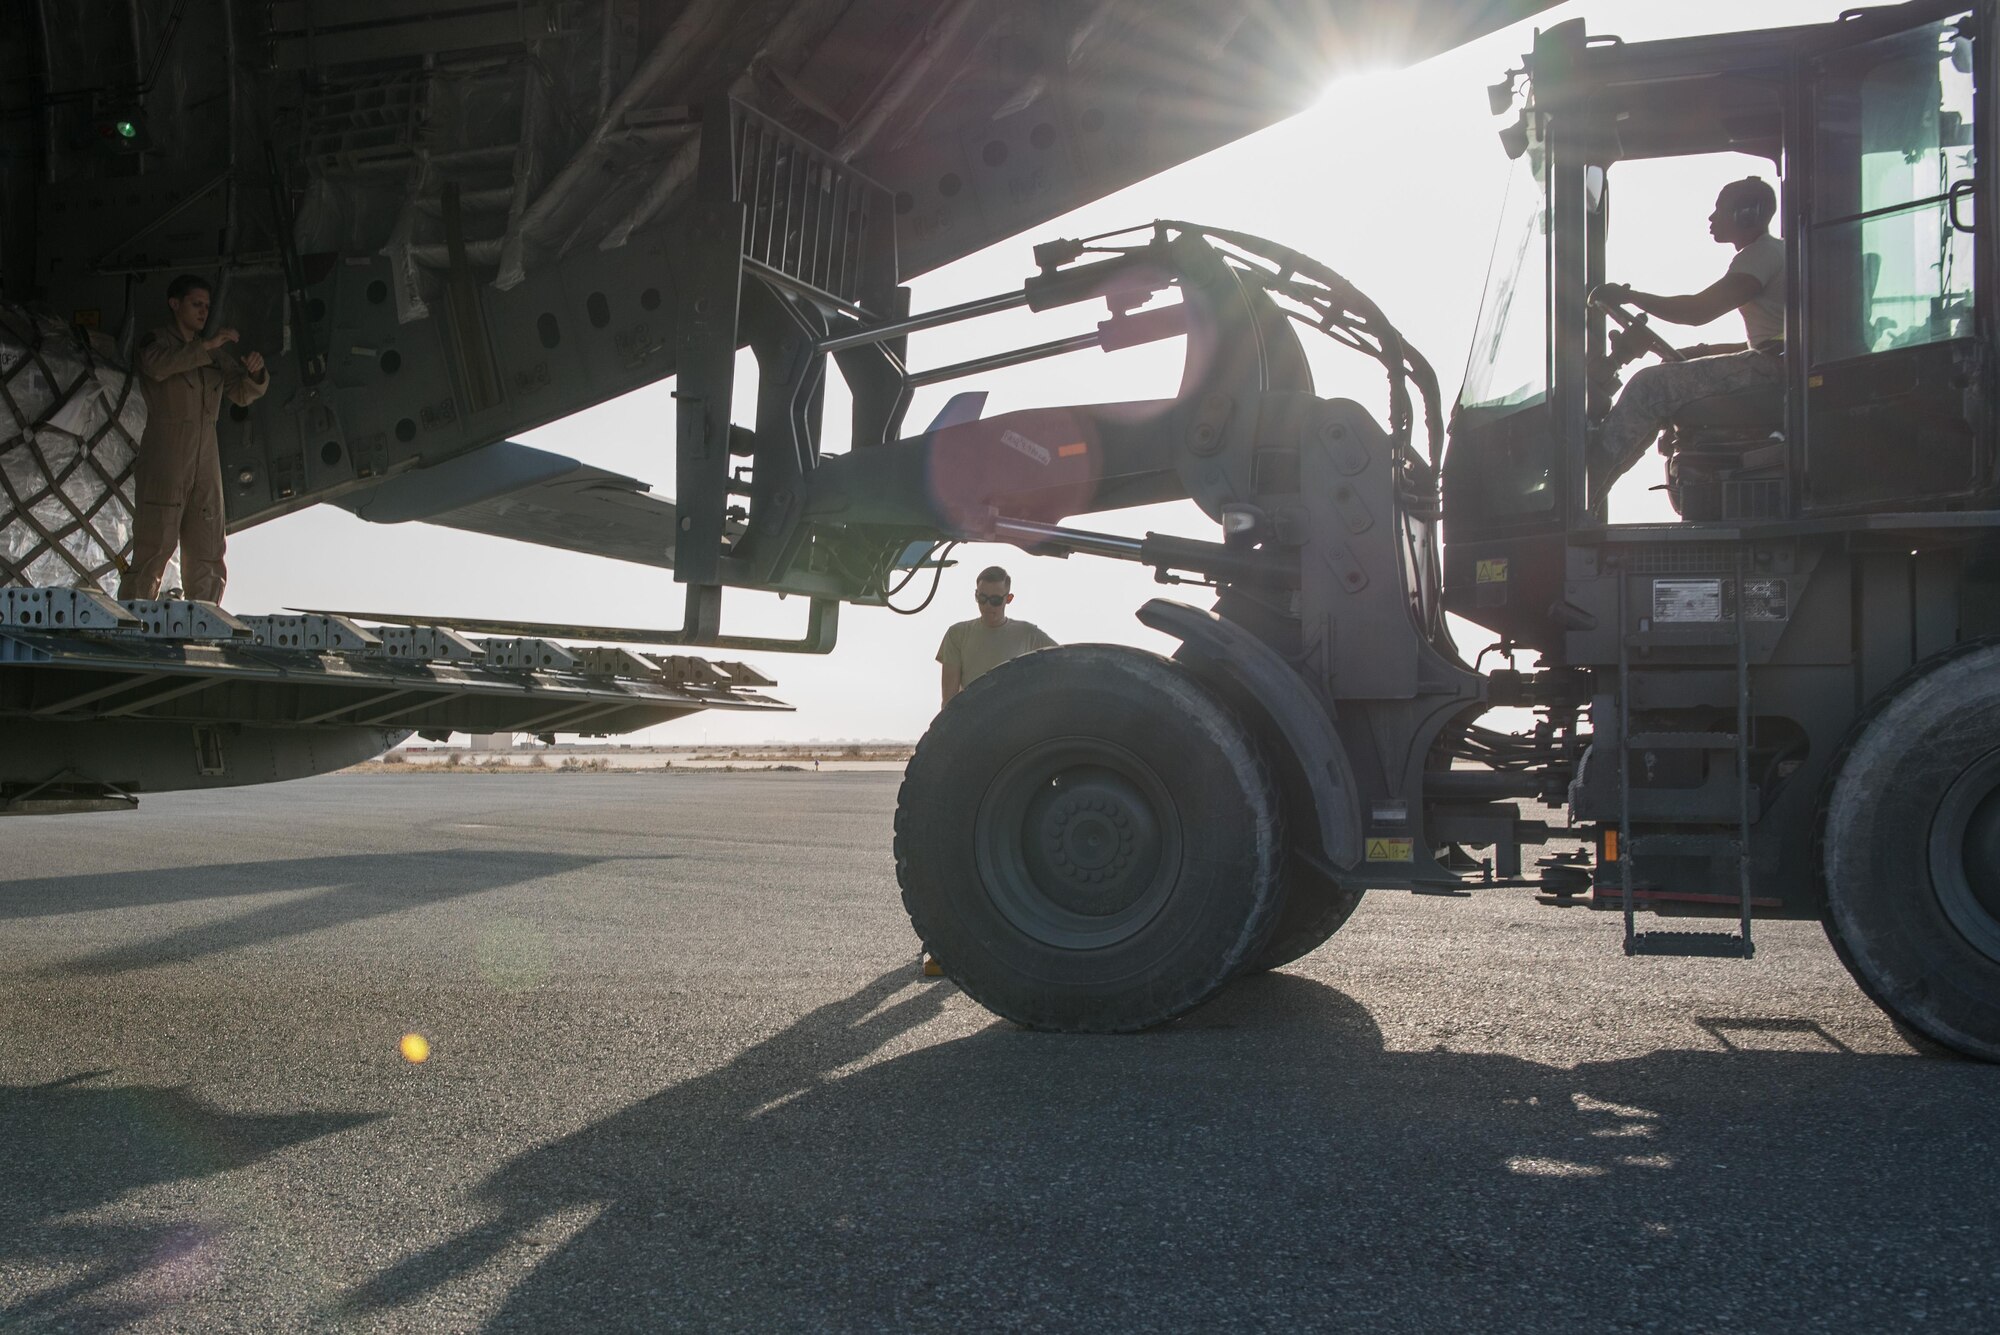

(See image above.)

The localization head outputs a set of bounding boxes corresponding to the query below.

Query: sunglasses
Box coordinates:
[975,593,1008,607]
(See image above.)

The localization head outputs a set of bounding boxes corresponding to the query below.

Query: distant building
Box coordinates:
[467,732,514,753]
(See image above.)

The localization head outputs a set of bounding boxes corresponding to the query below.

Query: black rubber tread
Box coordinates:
[1814,636,2000,1062]
[894,644,1283,1033]
[1245,858,1365,972]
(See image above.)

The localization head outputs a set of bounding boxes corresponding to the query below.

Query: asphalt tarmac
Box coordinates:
[2,773,1995,1332]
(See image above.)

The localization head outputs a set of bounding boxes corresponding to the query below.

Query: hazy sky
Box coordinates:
[225,0,1854,744]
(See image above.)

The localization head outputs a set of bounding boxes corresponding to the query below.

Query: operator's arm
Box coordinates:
[221,350,270,406]
[1620,272,1763,328]
[938,626,963,706]
[135,329,214,381]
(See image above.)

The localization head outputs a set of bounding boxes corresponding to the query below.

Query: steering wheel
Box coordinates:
[1589,285,1683,364]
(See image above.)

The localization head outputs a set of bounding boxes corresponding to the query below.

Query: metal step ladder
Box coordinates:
[1615,561,1755,959]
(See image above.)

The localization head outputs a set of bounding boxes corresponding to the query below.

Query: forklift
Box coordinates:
[627,1,2000,1057]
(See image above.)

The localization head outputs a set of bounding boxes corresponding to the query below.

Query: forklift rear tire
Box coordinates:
[1819,641,2000,1062]
[1246,859,1365,971]
[895,644,1283,1032]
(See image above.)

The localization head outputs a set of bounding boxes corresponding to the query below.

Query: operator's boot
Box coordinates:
[921,952,945,979]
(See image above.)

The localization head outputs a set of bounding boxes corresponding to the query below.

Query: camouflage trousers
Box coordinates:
[1599,348,1781,484]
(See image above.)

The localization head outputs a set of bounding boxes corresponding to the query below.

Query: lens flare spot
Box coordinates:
[400,1032,431,1063]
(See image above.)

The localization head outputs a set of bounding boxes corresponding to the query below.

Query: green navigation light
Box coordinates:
[115,120,138,139]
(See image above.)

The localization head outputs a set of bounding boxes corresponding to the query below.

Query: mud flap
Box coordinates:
[1137,598,1363,871]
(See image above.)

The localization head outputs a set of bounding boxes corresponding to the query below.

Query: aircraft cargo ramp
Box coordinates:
[0,587,785,813]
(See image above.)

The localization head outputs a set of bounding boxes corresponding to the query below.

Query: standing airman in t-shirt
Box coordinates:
[921,564,1056,977]
[1588,176,1787,505]
[935,565,1056,706]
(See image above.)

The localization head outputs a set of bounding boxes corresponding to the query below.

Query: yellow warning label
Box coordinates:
[1366,837,1414,863]
[1476,558,1509,585]
[1808,374,1824,388]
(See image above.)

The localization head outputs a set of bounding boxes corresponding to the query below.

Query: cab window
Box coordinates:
[1810,15,1976,362]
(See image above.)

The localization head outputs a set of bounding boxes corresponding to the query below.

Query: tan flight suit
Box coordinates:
[118,325,268,603]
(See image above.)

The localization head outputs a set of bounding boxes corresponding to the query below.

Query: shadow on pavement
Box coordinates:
[0,1073,377,1328]
[3,850,621,975]
[343,970,1999,1331]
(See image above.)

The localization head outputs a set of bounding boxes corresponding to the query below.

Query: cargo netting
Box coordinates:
[0,302,159,591]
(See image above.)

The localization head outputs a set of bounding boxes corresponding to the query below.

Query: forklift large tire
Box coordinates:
[1819,641,2000,1061]
[1246,859,1365,972]
[895,644,1283,1032]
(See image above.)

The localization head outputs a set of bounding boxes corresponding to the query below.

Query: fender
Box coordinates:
[1137,599,1363,871]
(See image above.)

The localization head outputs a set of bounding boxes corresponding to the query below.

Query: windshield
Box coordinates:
[1458,149,1548,411]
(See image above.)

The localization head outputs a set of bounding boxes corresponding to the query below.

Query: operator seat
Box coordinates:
[1660,383,1787,520]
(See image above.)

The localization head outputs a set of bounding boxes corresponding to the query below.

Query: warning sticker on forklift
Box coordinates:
[1647,577,1788,623]
[1000,429,1051,465]
[1741,578,1788,620]
[1366,838,1414,862]
[1652,578,1724,622]
[1476,558,1509,584]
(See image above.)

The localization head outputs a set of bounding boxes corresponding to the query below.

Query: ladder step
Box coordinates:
[1626,731,1741,750]
[1626,930,1755,959]
[1628,833,1742,858]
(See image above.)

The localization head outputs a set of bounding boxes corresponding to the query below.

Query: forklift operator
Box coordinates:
[1588,177,1784,506]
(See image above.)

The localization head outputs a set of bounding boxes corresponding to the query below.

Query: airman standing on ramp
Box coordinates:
[117,274,268,604]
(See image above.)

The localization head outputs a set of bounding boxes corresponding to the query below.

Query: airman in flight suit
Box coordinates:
[117,273,268,604]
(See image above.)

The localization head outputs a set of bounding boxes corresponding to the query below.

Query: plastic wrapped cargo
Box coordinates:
[0,303,163,592]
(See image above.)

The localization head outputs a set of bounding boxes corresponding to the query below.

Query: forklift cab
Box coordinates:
[1442,1,1997,650]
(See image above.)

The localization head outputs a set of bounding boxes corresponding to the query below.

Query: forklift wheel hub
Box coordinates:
[1930,747,2000,965]
[976,745,1178,949]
